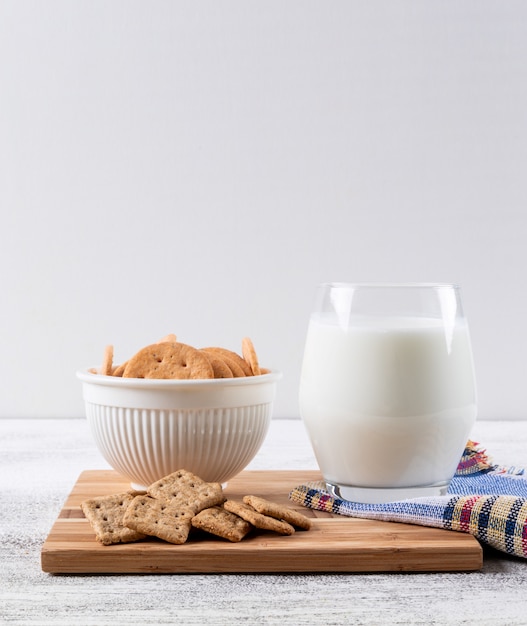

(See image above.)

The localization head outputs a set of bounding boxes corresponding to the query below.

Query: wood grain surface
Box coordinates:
[41,469,482,574]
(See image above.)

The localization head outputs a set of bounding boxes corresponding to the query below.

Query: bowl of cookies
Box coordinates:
[77,335,281,490]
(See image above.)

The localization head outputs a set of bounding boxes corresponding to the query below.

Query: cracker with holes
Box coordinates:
[191,506,252,542]
[80,491,147,545]
[241,337,261,376]
[100,344,114,376]
[201,351,234,378]
[93,333,271,379]
[157,333,177,343]
[123,494,194,544]
[147,469,224,514]
[122,342,214,380]
[201,347,253,376]
[243,495,312,530]
[224,500,295,535]
[112,361,127,377]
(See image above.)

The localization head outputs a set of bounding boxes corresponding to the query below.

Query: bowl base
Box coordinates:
[131,482,148,491]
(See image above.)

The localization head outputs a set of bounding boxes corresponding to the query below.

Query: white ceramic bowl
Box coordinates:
[77,369,282,489]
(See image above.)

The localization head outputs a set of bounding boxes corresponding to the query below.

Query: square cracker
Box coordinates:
[243,495,312,530]
[147,469,224,514]
[123,494,194,544]
[224,500,295,536]
[80,491,147,545]
[191,506,252,542]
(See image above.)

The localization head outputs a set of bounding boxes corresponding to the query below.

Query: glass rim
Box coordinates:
[320,282,460,290]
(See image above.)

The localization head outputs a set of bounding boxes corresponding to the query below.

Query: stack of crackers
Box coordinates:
[81,469,311,545]
[94,335,270,380]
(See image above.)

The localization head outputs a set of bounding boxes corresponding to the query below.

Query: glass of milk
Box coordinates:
[299,283,477,504]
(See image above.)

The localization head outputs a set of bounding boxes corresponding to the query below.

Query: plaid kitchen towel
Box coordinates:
[289,441,527,559]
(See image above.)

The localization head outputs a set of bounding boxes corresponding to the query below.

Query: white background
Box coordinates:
[1,1,526,419]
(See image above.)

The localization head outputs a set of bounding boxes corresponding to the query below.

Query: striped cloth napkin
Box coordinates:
[289,441,527,559]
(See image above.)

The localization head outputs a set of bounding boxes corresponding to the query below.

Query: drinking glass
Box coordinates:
[299,283,477,504]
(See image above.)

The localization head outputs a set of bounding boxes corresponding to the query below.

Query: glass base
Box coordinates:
[326,481,450,504]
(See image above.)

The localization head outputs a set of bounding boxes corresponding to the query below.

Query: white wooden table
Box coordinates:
[1,418,527,625]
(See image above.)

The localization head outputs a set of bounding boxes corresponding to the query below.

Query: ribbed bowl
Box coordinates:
[77,369,281,489]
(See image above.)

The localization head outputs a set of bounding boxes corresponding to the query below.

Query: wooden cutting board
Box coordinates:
[41,469,482,574]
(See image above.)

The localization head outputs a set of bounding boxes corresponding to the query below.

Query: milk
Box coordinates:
[299,315,477,495]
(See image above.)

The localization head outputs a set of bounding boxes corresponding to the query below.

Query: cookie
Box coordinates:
[100,345,114,376]
[201,347,252,377]
[122,342,214,380]
[93,335,271,379]
[123,494,194,544]
[210,353,246,377]
[80,491,147,545]
[241,337,261,376]
[157,333,177,343]
[243,495,312,530]
[200,351,234,378]
[112,361,127,377]
[191,506,252,542]
[147,469,224,514]
[223,500,295,535]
